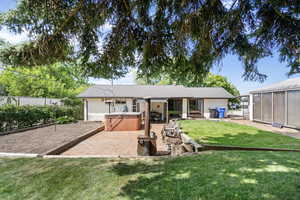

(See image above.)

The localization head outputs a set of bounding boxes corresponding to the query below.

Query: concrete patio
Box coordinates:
[62,124,167,156]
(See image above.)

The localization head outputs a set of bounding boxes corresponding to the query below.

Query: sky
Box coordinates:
[1,0,299,94]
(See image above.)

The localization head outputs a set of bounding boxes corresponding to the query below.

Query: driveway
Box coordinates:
[62,124,167,156]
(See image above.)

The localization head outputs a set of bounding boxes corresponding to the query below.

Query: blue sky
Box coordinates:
[1,0,299,94]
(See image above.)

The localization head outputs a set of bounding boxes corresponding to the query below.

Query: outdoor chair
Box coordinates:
[162,120,182,138]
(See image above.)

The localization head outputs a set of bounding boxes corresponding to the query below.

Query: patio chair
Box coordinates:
[162,120,182,138]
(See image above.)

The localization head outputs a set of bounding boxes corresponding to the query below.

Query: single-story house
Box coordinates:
[249,77,300,129]
[77,85,235,122]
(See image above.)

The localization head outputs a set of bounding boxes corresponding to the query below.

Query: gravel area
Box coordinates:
[62,124,167,156]
[0,121,101,154]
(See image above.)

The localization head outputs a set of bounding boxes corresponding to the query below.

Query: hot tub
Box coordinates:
[104,112,142,131]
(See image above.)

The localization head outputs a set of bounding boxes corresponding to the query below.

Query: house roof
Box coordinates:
[250,77,300,93]
[77,85,235,99]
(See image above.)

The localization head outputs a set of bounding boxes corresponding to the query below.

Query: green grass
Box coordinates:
[180,120,300,149]
[1,120,300,199]
[1,152,300,200]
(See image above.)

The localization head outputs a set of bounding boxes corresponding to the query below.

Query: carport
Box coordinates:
[250,77,300,129]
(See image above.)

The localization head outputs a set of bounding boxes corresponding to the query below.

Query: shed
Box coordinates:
[249,77,300,129]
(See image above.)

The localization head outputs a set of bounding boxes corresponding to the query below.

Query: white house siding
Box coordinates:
[84,97,229,121]
[86,98,108,121]
[85,98,134,121]
[126,99,133,112]
[203,99,228,118]
[249,94,254,121]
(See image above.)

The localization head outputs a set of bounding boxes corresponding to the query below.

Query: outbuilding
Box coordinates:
[249,77,300,129]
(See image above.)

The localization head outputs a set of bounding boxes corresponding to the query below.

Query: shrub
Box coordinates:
[0,105,81,132]
[55,116,76,124]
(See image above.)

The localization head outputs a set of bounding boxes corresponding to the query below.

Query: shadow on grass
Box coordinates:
[184,130,300,149]
[111,151,300,200]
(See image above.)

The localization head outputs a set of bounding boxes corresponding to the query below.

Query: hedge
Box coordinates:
[0,105,81,132]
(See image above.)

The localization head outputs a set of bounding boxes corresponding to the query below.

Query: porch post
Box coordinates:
[182,98,188,119]
[84,99,88,121]
[144,97,151,137]
[166,100,169,123]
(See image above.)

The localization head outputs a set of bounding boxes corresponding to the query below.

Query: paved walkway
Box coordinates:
[226,119,300,139]
[62,124,167,156]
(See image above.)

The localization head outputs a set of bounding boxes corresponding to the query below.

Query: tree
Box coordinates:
[135,72,240,104]
[0,0,299,82]
[0,62,89,98]
[0,84,7,96]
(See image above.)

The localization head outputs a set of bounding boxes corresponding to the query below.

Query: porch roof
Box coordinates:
[78,85,234,99]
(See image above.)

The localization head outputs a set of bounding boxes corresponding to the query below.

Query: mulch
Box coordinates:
[0,121,101,154]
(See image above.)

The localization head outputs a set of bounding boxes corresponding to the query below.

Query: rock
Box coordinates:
[171,144,185,156]
[182,143,194,152]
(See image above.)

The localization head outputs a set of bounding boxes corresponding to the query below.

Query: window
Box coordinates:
[132,99,138,112]
[115,100,126,104]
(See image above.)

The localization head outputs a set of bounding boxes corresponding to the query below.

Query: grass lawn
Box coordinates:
[1,151,300,200]
[180,120,300,149]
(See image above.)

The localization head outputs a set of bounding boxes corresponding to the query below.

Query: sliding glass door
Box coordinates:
[188,99,204,118]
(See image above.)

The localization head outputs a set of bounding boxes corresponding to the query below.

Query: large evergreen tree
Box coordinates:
[0,0,299,82]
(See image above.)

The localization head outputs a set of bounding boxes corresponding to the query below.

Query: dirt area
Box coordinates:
[62,124,167,156]
[227,119,300,139]
[0,121,101,154]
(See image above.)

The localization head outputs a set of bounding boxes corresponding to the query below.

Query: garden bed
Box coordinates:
[0,121,100,154]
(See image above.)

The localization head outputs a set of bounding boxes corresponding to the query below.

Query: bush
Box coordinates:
[0,105,81,132]
[55,116,76,124]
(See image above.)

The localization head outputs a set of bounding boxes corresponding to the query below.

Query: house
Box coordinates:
[77,85,235,122]
[249,77,300,129]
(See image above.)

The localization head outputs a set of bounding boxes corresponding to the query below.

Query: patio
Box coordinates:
[0,121,100,154]
[62,124,168,156]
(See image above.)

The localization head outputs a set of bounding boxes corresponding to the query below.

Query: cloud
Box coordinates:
[0,27,29,44]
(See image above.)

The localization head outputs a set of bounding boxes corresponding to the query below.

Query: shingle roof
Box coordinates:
[77,85,235,98]
[250,77,300,93]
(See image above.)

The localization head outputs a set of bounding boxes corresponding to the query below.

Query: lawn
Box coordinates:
[180,120,300,149]
[1,151,300,200]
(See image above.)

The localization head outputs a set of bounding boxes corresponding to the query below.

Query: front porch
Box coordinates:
[147,98,204,123]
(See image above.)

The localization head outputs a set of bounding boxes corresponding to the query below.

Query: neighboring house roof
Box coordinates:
[77,85,235,99]
[250,77,300,93]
